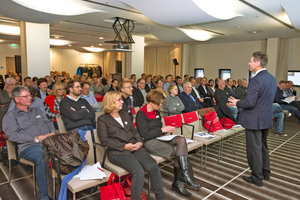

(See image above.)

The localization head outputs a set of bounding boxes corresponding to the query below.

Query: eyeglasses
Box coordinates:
[57,88,64,91]
[73,86,81,88]
[17,95,32,98]
[122,86,133,89]
[116,99,123,102]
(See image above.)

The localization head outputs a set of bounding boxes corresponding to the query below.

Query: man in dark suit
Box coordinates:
[198,77,213,98]
[132,78,146,107]
[228,51,277,187]
[178,82,203,113]
[145,76,155,93]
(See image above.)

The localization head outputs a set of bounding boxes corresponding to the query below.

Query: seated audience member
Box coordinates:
[178,82,203,113]
[108,79,119,92]
[14,75,21,85]
[0,78,16,132]
[191,79,214,108]
[120,81,135,121]
[97,91,166,200]
[32,77,38,89]
[103,78,112,94]
[232,80,237,90]
[207,79,215,97]
[215,79,242,123]
[272,103,286,136]
[60,80,95,132]
[44,75,52,86]
[136,90,201,197]
[48,75,63,90]
[215,78,221,89]
[274,80,300,122]
[8,86,46,116]
[129,78,136,89]
[101,73,109,86]
[80,82,102,112]
[237,79,242,88]
[3,86,55,200]
[163,75,172,91]
[36,78,48,101]
[286,81,297,96]
[145,76,156,93]
[43,82,66,129]
[86,77,95,95]
[195,77,202,90]
[132,78,147,107]
[162,85,185,117]
[80,75,87,83]
[73,74,79,80]
[175,76,184,93]
[152,76,158,88]
[182,75,189,84]
[198,77,213,98]
[155,79,168,97]
[141,73,146,80]
[225,78,239,99]
[92,77,104,95]
[23,76,32,88]
[131,74,137,88]
[236,79,247,100]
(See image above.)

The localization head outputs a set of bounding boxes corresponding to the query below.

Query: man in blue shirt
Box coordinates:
[163,75,172,91]
[80,82,102,112]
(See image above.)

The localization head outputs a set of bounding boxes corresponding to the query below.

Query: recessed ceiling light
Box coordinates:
[178,28,215,41]
[253,31,257,34]
[68,44,72,46]
[147,27,153,29]
[99,37,104,39]
[0,39,4,42]
[0,25,20,35]
[83,47,104,52]
[236,26,244,29]
[49,39,71,46]
[91,45,94,47]
[12,0,104,16]
[99,44,102,46]
[55,36,59,39]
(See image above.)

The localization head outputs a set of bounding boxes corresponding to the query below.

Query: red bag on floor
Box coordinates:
[122,175,146,200]
[100,173,126,200]
[220,118,235,129]
[204,109,223,132]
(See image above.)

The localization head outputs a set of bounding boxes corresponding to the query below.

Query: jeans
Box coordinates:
[227,106,243,124]
[280,104,300,122]
[20,145,49,200]
[109,150,165,200]
[272,104,284,133]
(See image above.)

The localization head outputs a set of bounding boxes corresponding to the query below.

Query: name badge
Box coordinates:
[156,115,160,119]
[128,110,130,113]
[177,103,179,105]
[125,121,128,125]
[36,115,41,118]
[81,106,86,109]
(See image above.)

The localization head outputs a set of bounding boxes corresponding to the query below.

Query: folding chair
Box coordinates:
[163,114,183,135]
[56,117,67,133]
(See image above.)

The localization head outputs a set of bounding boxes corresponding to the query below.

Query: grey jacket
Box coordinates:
[162,95,185,117]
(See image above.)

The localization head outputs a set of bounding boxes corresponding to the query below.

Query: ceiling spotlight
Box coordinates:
[253,31,257,34]
[68,44,72,46]
[55,36,59,39]
[99,37,104,39]
[91,45,94,47]
[99,44,102,46]
[49,39,71,46]
[0,25,20,35]
[83,47,104,52]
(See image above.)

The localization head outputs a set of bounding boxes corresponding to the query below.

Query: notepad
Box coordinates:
[74,162,106,181]
[156,135,182,141]
[194,132,216,139]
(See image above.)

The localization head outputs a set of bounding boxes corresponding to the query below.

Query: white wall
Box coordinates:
[193,41,261,81]
[50,49,104,77]
[0,43,21,75]
[288,38,300,70]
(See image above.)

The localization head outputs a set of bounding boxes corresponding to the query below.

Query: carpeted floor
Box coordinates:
[0,117,299,200]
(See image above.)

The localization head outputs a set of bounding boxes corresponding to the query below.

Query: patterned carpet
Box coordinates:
[0,117,299,200]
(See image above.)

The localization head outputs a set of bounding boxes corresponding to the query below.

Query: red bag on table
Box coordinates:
[100,173,126,200]
[220,118,235,129]
[203,109,223,132]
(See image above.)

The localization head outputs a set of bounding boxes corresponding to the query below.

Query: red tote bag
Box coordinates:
[100,173,126,200]
[122,175,146,200]
[204,109,223,132]
[220,118,235,129]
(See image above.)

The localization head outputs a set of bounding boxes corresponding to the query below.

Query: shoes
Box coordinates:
[243,176,263,187]
[275,132,287,137]
[171,181,191,197]
[178,156,202,189]
[263,175,270,180]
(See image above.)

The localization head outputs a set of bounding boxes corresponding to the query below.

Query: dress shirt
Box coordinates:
[139,88,148,104]
[8,96,46,115]
[252,68,267,78]
[192,87,201,99]
[163,83,170,91]
[177,85,184,93]
[39,90,47,102]
[80,94,102,112]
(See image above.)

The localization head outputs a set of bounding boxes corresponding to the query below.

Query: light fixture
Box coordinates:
[91,45,94,47]
[99,37,104,39]
[49,39,71,46]
[0,39,4,43]
[12,0,104,16]
[192,0,243,20]
[0,25,20,35]
[83,47,104,52]
[55,36,59,39]
[99,44,102,46]
[178,28,215,41]
[68,44,72,46]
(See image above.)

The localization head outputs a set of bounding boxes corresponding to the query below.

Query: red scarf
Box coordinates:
[140,104,157,119]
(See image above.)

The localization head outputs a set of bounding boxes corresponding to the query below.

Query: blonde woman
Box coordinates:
[162,85,185,117]
[155,79,168,97]
[97,91,165,200]
[43,82,66,129]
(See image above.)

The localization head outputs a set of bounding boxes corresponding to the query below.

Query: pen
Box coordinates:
[97,167,104,172]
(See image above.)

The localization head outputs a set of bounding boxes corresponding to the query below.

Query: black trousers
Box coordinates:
[109,150,165,200]
[245,129,270,184]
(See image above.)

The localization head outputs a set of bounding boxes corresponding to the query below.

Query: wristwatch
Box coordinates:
[35,136,40,143]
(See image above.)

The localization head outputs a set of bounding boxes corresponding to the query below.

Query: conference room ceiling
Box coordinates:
[0,0,300,51]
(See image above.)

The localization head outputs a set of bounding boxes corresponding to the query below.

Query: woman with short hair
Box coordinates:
[162,85,185,117]
[136,90,201,197]
[155,79,168,97]
[97,91,165,200]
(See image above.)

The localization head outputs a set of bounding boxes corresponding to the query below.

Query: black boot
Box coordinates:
[178,156,202,189]
[171,166,191,197]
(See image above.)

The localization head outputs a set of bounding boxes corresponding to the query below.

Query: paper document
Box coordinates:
[156,135,182,141]
[185,138,195,144]
[194,132,216,139]
[216,129,227,132]
[282,96,295,104]
[232,124,242,128]
[74,162,106,180]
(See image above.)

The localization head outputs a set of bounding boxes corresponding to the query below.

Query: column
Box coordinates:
[20,22,50,78]
[266,38,280,78]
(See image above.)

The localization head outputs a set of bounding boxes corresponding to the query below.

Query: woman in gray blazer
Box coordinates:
[162,85,185,117]
[97,91,165,200]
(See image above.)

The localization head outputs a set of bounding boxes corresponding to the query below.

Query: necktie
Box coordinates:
[189,94,196,102]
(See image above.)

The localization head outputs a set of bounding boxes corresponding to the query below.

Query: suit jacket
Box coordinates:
[236,70,277,130]
[208,86,215,97]
[198,85,212,98]
[178,92,203,113]
[225,86,239,99]
[145,83,156,93]
[132,88,144,107]
[274,87,287,104]
[97,111,144,156]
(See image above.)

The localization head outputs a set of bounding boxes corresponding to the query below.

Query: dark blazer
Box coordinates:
[36,89,48,99]
[132,88,144,107]
[198,85,212,98]
[225,86,239,99]
[108,86,118,92]
[145,83,156,93]
[178,92,203,113]
[236,70,277,130]
[274,87,286,104]
[97,111,144,156]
